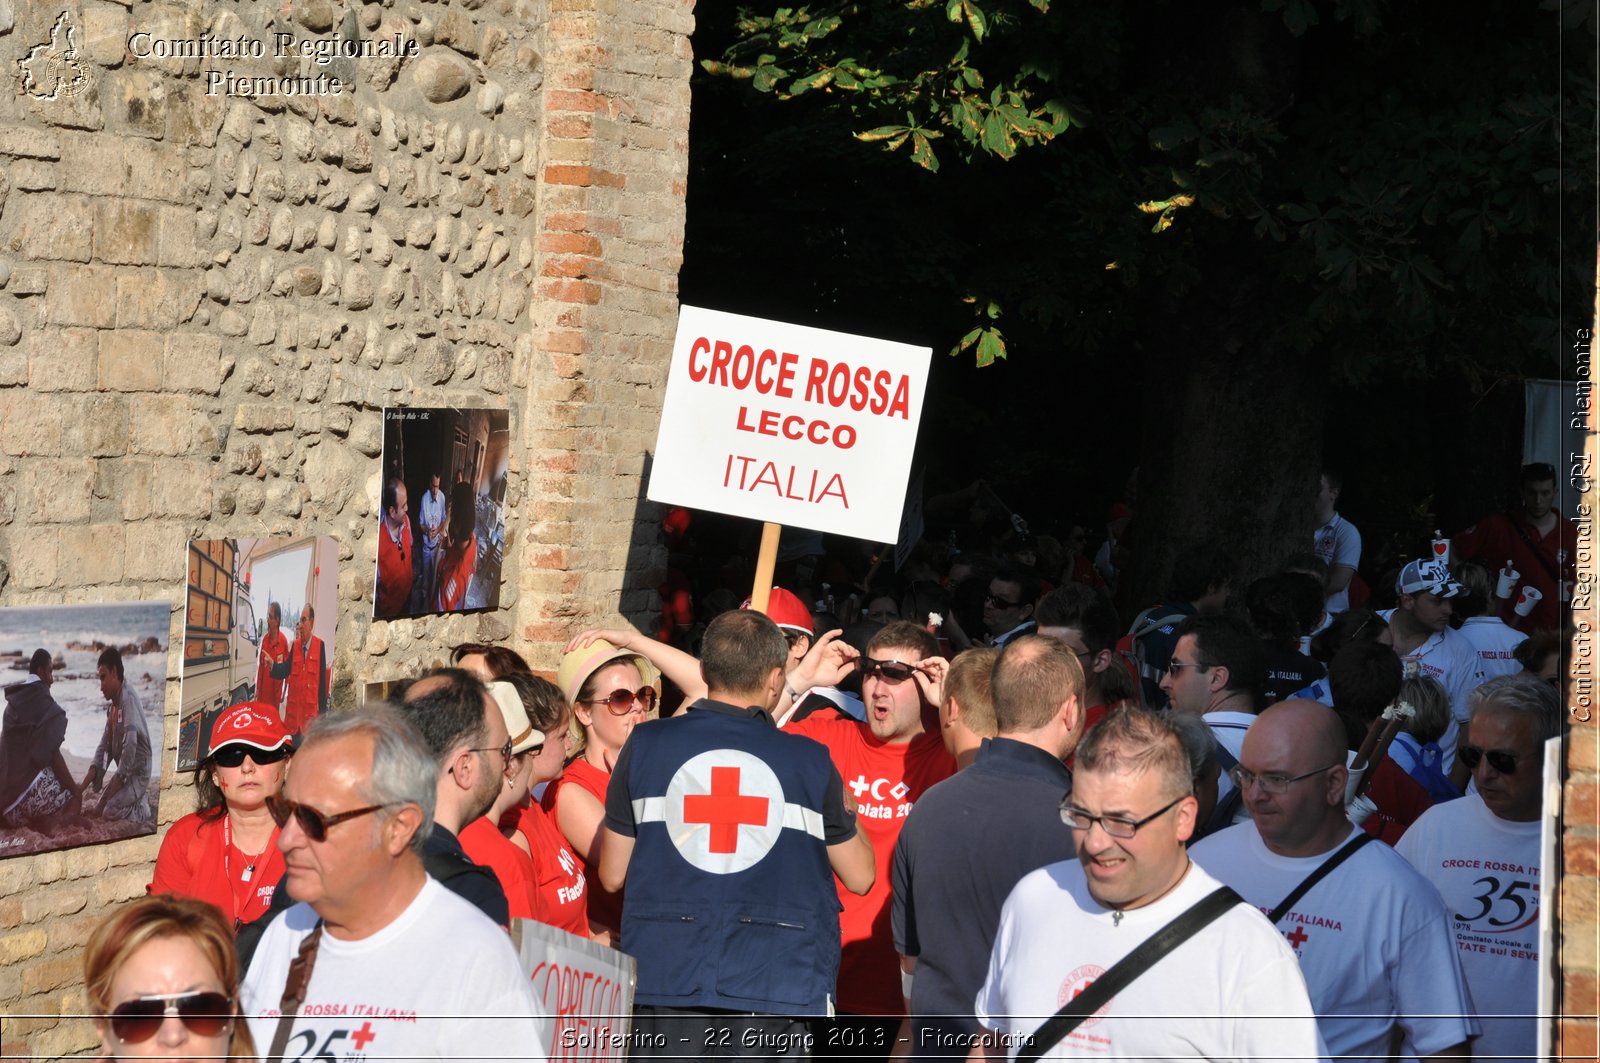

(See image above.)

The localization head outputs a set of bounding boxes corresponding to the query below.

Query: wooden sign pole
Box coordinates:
[750,522,781,614]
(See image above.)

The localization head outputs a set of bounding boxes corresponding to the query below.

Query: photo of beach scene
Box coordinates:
[0,601,170,860]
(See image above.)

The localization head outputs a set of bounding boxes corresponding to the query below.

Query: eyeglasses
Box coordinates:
[1458,745,1521,775]
[985,593,1024,608]
[211,744,291,769]
[1230,763,1340,795]
[267,795,388,842]
[1165,659,1208,676]
[581,687,658,715]
[860,658,919,683]
[1059,794,1186,838]
[108,990,233,1044]
[469,738,514,767]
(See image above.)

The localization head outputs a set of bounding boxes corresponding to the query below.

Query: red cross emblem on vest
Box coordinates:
[683,766,770,854]
[659,749,786,874]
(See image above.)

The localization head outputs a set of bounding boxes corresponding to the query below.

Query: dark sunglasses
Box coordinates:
[108,990,233,1044]
[581,687,657,715]
[1457,745,1520,775]
[985,593,1024,608]
[211,744,290,769]
[267,795,387,842]
[860,658,918,683]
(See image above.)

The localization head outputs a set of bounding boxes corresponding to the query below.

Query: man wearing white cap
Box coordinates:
[459,675,547,922]
[1384,559,1486,771]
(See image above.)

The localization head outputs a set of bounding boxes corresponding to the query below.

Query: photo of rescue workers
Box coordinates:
[177,536,339,770]
[374,406,511,619]
[0,600,170,859]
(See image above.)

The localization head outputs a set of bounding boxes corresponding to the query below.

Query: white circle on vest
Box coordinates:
[663,749,784,875]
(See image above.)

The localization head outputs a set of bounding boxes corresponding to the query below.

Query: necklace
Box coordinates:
[1110,856,1192,927]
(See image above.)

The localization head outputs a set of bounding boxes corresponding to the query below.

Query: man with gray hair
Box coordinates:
[241,705,544,1061]
[1398,673,1561,1063]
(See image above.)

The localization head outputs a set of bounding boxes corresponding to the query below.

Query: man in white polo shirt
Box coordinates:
[1385,558,1485,771]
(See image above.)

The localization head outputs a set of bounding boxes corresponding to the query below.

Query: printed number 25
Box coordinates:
[1456,876,1535,927]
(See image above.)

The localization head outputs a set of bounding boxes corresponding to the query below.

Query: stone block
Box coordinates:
[115,269,193,330]
[63,393,128,457]
[60,524,126,584]
[9,194,91,262]
[97,330,163,391]
[162,333,224,394]
[149,460,214,519]
[0,126,61,160]
[10,532,58,589]
[129,395,217,458]
[24,458,95,523]
[158,207,206,268]
[45,264,115,327]
[93,200,159,265]
[28,327,96,392]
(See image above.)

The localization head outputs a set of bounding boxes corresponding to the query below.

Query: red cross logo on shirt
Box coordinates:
[351,1022,377,1050]
[683,766,769,854]
[1285,925,1309,951]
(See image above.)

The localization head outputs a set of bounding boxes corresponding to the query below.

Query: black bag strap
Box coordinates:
[266,920,324,1063]
[1507,516,1562,583]
[1266,832,1374,924]
[1016,886,1242,1063]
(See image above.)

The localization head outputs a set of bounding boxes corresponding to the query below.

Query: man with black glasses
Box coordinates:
[786,620,955,1055]
[397,667,513,927]
[240,705,544,1061]
[1191,700,1476,1062]
[972,707,1321,1060]
[1399,673,1559,1063]
[982,563,1039,647]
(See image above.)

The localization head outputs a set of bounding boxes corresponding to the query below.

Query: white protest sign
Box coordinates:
[648,305,932,542]
[518,919,637,1060]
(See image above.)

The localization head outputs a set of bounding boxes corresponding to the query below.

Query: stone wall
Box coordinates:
[0,0,690,1054]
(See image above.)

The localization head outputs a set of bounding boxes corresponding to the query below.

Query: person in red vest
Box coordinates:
[435,481,478,613]
[273,605,328,736]
[375,476,414,618]
[1454,461,1576,634]
[253,602,289,713]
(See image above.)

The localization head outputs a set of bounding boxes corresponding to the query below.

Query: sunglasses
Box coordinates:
[581,687,657,715]
[1457,745,1520,775]
[211,744,290,769]
[860,658,919,683]
[985,593,1024,608]
[267,795,387,842]
[108,990,233,1044]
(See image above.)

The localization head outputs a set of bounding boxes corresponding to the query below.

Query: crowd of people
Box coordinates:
[63,460,1573,1060]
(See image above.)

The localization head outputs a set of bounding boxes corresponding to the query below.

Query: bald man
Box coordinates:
[1190,700,1477,1062]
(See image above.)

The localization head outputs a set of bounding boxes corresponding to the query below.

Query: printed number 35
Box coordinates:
[1456,876,1536,927]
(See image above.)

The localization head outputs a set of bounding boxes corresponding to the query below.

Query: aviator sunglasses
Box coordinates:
[581,687,658,715]
[267,795,387,842]
[108,990,233,1043]
[1456,745,1520,775]
[210,744,290,769]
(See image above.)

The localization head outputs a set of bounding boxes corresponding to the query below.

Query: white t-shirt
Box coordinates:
[1396,795,1542,1063]
[1312,514,1361,613]
[974,860,1323,1061]
[1202,710,1255,812]
[1381,616,1486,771]
[242,878,547,1062]
[1457,616,1529,681]
[1191,824,1476,1062]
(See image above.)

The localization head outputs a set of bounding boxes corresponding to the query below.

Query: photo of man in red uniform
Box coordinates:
[272,604,328,736]
[1454,461,1576,634]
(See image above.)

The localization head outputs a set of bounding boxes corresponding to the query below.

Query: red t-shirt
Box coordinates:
[375,517,413,616]
[540,757,623,935]
[459,816,537,921]
[254,629,289,710]
[784,717,956,1015]
[435,535,477,612]
[148,812,283,928]
[516,800,590,938]
[1454,510,1577,633]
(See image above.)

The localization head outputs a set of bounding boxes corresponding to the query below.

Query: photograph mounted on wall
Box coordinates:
[177,536,339,771]
[375,406,512,619]
[0,601,170,860]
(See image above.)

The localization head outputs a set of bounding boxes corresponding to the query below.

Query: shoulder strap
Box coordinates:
[1016,886,1242,1063]
[1507,516,1562,583]
[266,920,324,1063]
[1266,833,1374,924]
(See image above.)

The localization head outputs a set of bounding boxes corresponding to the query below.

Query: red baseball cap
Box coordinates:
[207,701,294,758]
[739,587,813,636]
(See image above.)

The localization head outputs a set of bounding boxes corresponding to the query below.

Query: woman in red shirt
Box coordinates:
[540,639,659,945]
[148,702,293,931]
[434,480,478,612]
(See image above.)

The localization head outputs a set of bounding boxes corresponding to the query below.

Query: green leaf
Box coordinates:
[975,329,1007,367]
[855,124,910,142]
[911,131,941,171]
[964,1,988,41]
[949,327,983,357]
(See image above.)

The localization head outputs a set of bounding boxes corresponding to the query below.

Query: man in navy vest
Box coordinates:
[600,609,875,1057]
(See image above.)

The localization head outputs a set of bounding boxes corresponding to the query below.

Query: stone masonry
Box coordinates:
[0,0,690,1054]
